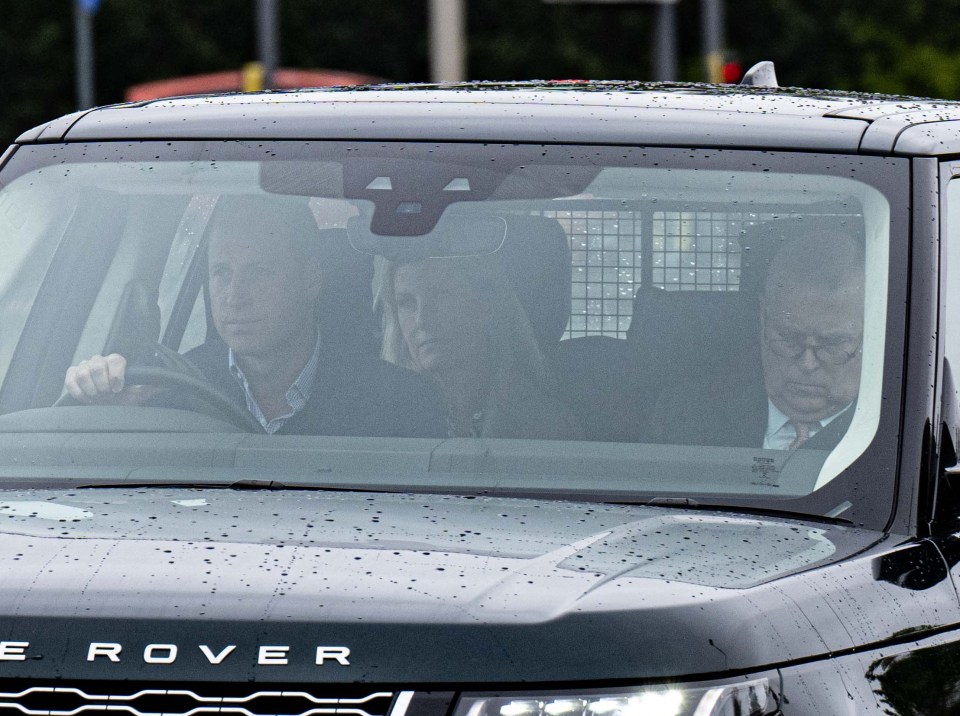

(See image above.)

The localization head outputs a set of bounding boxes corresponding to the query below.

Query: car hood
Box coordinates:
[0,487,945,682]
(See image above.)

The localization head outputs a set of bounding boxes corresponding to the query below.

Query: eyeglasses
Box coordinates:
[763,322,862,366]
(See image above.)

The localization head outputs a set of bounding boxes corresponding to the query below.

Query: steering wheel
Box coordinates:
[122,365,263,432]
[55,345,263,433]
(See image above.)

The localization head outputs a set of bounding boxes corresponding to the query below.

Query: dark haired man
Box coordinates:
[65,195,445,437]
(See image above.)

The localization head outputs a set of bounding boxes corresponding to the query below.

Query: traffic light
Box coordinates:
[722,60,743,84]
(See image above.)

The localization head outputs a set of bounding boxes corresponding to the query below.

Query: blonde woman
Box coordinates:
[373,254,581,440]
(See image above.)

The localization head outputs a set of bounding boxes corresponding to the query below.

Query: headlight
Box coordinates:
[454,677,780,716]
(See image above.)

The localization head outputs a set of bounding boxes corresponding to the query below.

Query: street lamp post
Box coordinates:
[74,0,99,109]
[653,2,677,82]
[701,0,725,83]
[429,0,467,83]
[257,0,280,89]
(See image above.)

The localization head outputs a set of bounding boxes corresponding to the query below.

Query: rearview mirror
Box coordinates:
[347,212,506,261]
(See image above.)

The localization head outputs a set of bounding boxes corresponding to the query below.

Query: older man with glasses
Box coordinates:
[758,230,863,450]
[650,229,864,451]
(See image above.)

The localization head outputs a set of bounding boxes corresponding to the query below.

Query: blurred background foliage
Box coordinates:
[1,0,959,144]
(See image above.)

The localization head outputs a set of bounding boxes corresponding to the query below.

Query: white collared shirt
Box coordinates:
[763,400,850,450]
[228,335,322,434]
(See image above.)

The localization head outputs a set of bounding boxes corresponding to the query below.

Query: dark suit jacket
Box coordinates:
[648,364,854,450]
[183,339,446,438]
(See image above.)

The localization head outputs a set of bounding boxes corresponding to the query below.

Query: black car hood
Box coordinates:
[0,488,949,682]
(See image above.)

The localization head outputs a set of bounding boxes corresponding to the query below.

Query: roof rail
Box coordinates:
[740,61,779,88]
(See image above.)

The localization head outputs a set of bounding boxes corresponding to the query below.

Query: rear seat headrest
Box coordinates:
[627,287,760,377]
[496,214,571,347]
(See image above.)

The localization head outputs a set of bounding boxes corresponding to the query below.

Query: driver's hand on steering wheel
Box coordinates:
[64,354,159,405]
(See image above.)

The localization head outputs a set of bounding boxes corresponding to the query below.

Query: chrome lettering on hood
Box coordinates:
[1,641,350,666]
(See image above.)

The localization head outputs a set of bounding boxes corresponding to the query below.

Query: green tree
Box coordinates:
[729,0,960,96]
[5,1,960,146]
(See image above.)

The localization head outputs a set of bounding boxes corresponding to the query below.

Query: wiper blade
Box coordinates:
[75,479,403,495]
[623,496,856,527]
[225,479,407,495]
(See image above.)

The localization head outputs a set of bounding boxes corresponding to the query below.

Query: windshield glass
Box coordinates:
[0,142,907,528]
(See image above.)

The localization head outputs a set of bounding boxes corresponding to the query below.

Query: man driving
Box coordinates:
[64,195,446,437]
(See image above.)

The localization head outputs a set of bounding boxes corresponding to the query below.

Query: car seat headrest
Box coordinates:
[496,214,571,347]
[315,227,379,354]
[627,287,760,378]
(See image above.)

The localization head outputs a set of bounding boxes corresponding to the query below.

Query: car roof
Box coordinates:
[16,80,960,156]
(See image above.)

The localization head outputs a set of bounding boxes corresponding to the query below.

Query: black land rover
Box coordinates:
[2,72,960,715]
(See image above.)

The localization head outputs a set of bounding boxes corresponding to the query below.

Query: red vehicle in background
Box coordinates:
[125,66,381,101]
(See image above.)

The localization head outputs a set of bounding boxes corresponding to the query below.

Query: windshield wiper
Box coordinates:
[618,496,857,527]
[74,479,404,495]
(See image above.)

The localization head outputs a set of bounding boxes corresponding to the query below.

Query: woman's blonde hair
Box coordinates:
[372,254,580,439]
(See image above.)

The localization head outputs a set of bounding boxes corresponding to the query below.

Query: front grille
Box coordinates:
[0,683,406,716]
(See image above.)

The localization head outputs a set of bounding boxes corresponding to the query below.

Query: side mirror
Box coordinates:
[876,539,949,591]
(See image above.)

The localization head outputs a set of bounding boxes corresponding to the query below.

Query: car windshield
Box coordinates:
[0,141,907,528]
